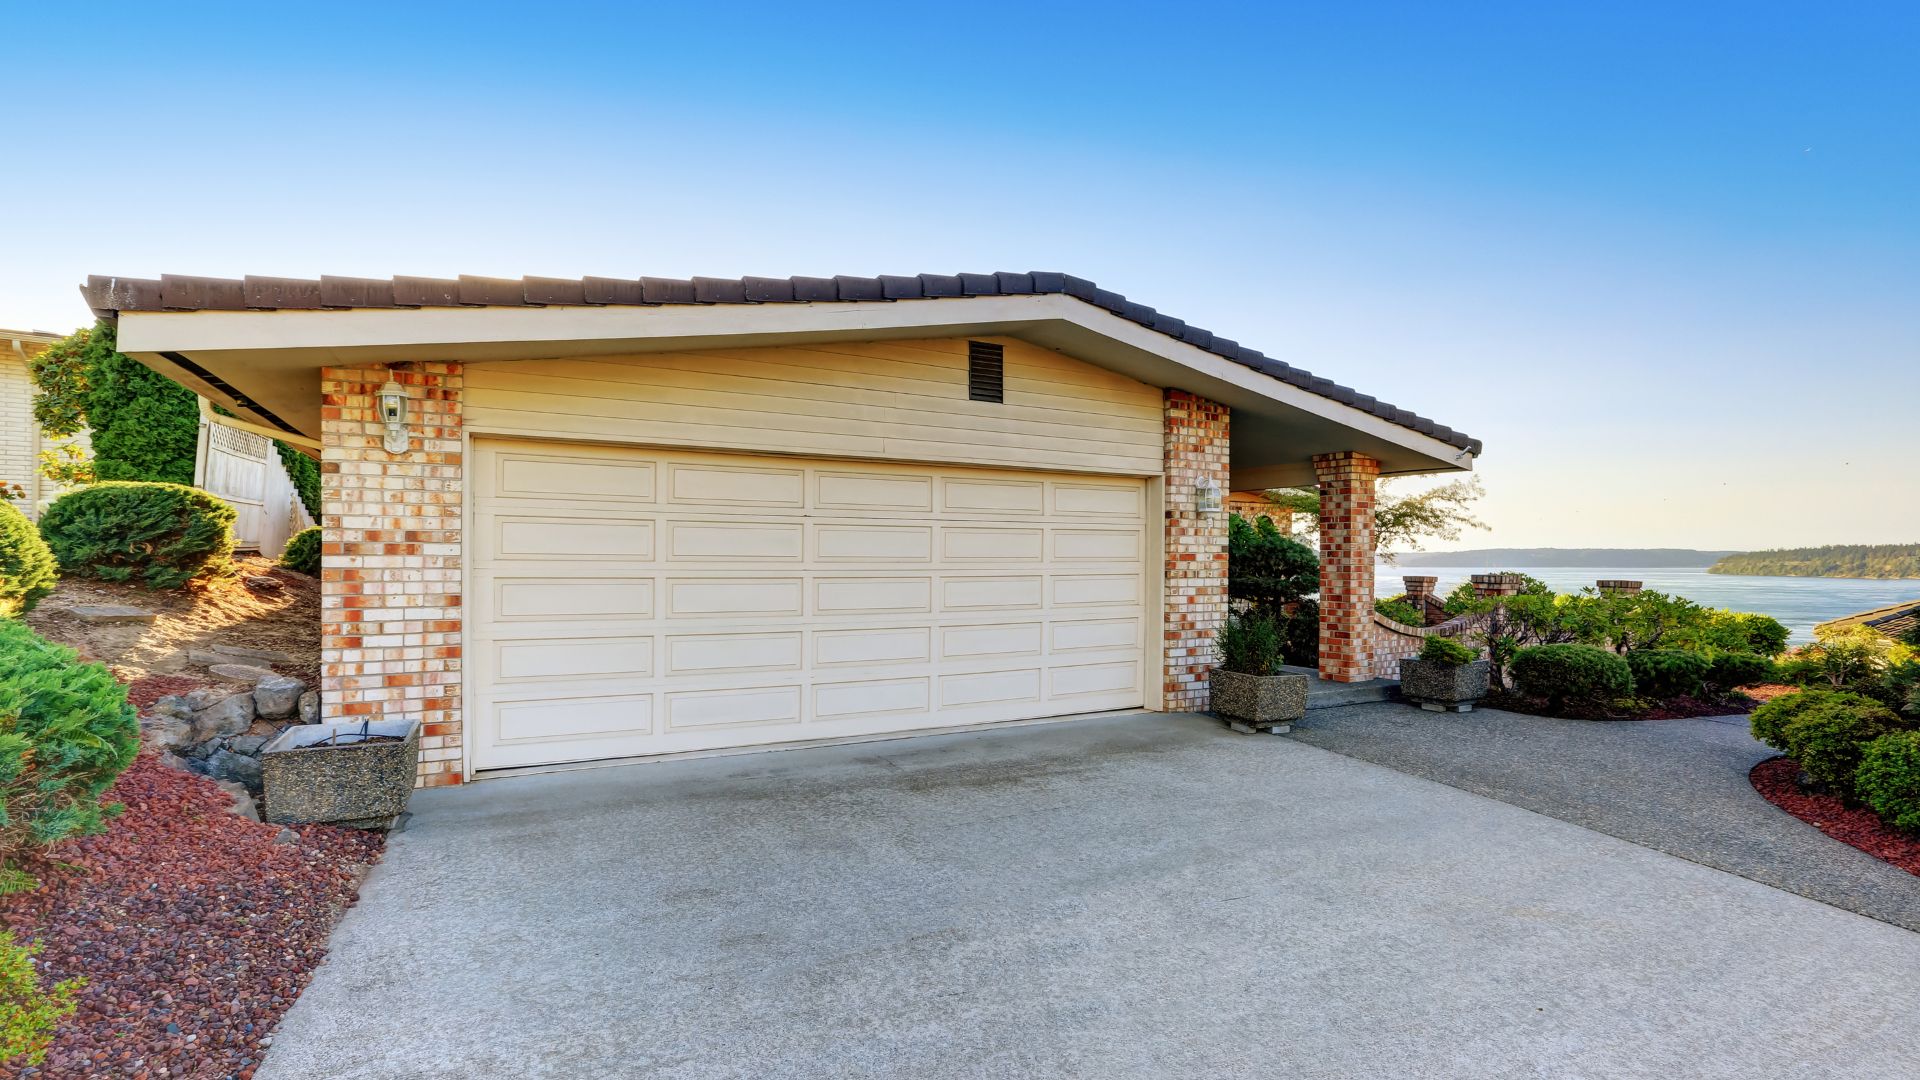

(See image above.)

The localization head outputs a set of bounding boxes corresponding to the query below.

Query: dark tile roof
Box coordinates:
[82,271,1481,454]
[1818,600,1920,639]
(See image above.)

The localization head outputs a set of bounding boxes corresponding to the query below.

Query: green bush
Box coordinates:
[0,930,81,1067]
[1226,514,1320,667]
[275,441,321,520]
[0,620,140,862]
[1375,596,1424,626]
[1509,644,1634,711]
[39,482,235,589]
[1419,635,1477,665]
[0,505,57,618]
[1705,652,1774,693]
[1856,731,1920,835]
[1626,649,1711,699]
[80,324,200,484]
[1216,610,1286,676]
[1780,696,1911,793]
[1749,689,1870,750]
[279,526,322,576]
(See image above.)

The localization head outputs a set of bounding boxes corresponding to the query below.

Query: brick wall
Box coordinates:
[318,364,465,787]
[1313,451,1381,682]
[1163,390,1230,711]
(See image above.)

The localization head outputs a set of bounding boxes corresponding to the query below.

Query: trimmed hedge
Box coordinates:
[279,526,321,576]
[1856,731,1920,835]
[0,504,57,618]
[0,620,140,860]
[1419,635,1476,665]
[275,441,321,521]
[40,482,235,589]
[1705,652,1773,693]
[1626,649,1710,699]
[1749,689,1881,752]
[1510,644,1634,711]
[1780,696,1910,793]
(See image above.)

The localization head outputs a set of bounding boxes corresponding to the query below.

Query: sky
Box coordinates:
[3,1,1915,551]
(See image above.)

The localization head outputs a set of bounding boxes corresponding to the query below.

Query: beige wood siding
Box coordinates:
[463,336,1164,475]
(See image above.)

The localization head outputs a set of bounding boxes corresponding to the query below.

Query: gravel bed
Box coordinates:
[1,753,384,1078]
[1750,757,1920,876]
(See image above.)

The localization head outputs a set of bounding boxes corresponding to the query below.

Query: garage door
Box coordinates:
[470,439,1150,770]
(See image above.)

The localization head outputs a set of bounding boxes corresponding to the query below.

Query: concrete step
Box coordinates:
[1280,666,1402,711]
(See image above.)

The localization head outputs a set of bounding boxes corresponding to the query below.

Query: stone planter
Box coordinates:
[261,719,420,828]
[1399,658,1490,713]
[1209,669,1309,733]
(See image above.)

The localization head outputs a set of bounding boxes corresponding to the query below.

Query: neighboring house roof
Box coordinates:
[81,271,1481,455]
[1815,600,1920,640]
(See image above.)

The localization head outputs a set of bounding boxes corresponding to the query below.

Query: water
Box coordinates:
[1377,565,1920,644]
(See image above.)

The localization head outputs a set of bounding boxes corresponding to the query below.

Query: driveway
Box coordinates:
[262,713,1920,1079]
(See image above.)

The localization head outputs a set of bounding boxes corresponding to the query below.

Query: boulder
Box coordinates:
[211,777,260,821]
[189,691,256,743]
[210,663,278,684]
[150,695,195,720]
[298,691,320,724]
[255,675,305,720]
[142,712,194,751]
[183,687,226,712]
[227,734,271,757]
[206,748,264,792]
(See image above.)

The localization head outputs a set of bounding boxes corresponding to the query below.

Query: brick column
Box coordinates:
[1313,451,1380,682]
[319,363,465,787]
[1163,390,1230,711]
[1470,572,1525,600]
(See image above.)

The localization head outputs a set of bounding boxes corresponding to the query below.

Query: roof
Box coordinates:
[81,271,1481,454]
[1815,600,1920,639]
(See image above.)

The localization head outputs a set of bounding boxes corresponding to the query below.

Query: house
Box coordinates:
[1815,600,1920,643]
[2,328,65,515]
[82,271,1482,785]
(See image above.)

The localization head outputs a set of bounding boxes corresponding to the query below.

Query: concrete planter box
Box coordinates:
[1399,659,1490,713]
[262,719,420,828]
[1209,669,1309,733]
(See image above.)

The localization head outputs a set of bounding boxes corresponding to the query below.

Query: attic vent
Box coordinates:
[967,341,1004,403]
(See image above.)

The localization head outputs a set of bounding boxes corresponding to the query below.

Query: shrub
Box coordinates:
[1227,514,1318,609]
[0,930,81,1067]
[279,526,322,576]
[1419,635,1476,666]
[1856,731,1920,835]
[1749,689,1872,750]
[1375,596,1424,626]
[1509,644,1634,711]
[1780,696,1911,793]
[275,441,321,521]
[0,505,57,618]
[1217,610,1286,676]
[1625,649,1711,699]
[39,482,235,589]
[1704,652,1774,693]
[0,620,140,862]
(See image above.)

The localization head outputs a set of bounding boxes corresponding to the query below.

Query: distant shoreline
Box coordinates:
[1708,544,1920,580]
[1389,547,1734,569]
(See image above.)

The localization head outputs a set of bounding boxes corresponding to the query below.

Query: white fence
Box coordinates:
[194,417,315,556]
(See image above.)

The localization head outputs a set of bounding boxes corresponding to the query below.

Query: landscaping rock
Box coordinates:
[150,694,195,720]
[183,687,226,711]
[143,712,194,750]
[227,734,271,757]
[206,748,264,791]
[210,662,279,684]
[70,603,159,624]
[208,642,298,665]
[210,775,262,821]
[245,574,284,592]
[189,691,256,743]
[299,689,321,723]
[255,674,305,719]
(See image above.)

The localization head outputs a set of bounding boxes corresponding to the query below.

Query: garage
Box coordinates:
[470,438,1151,769]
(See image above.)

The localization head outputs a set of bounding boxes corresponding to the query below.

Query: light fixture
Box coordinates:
[376,376,410,454]
[1195,477,1224,515]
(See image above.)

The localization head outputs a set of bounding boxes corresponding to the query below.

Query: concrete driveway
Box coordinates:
[262,713,1920,1079]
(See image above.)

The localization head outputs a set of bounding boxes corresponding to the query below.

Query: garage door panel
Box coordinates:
[472,440,1149,770]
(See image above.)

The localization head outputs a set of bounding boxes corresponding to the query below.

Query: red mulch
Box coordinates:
[1750,756,1920,877]
[123,674,209,710]
[1,754,384,1079]
[1483,689,1756,721]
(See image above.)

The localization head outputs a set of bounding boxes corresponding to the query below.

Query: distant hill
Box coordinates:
[1709,544,1920,580]
[1390,548,1736,568]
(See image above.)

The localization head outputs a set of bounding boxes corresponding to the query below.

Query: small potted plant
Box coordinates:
[260,717,421,828]
[1210,610,1309,733]
[1399,635,1490,713]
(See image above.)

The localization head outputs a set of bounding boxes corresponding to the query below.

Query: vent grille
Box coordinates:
[967,341,1004,403]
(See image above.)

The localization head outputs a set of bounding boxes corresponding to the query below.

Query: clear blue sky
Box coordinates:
[5,2,1914,550]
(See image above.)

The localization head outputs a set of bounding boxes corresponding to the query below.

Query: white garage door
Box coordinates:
[470,439,1150,770]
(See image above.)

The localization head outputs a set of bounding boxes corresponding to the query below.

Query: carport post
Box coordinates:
[1313,451,1381,682]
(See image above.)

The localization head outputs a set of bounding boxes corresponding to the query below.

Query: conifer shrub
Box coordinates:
[0,504,57,618]
[39,482,235,589]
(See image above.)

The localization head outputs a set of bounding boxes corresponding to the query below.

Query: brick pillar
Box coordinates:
[1596,579,1643,596]
[1313,451,1381,682]
[1163,390,1230,711]
[1402,576,1438,602]
[1470,572,1524,600]
[319,363,465,787]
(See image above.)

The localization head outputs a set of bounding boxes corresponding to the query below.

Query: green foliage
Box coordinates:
[1856,731,1920,835]
[1625,649,1711,699]
[39,482,236,589]
[1419,635,1477,665]
[25,329,92,439]
[0,930,82,1068]
[1749,690,1875,751]
[1216,610,1285,676]
[36,442,93,489]
[1374,595,1424,626]
[280,526,322,576]
[1509,644,1634,711]
[1709,544,1920,580]
[85,327,201,484]
[1702,611,1791,658]
[0,505,58,619]
[1227,514,1318,608]
[275,441,321,520]
[1704,652,1774,693]
[1262,476,1486,560]
[1780,696,1910,794]
[0,620,140,862]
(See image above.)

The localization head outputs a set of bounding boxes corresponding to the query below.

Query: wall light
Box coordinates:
[376,377,410,454]
[1195,477,1224,515]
